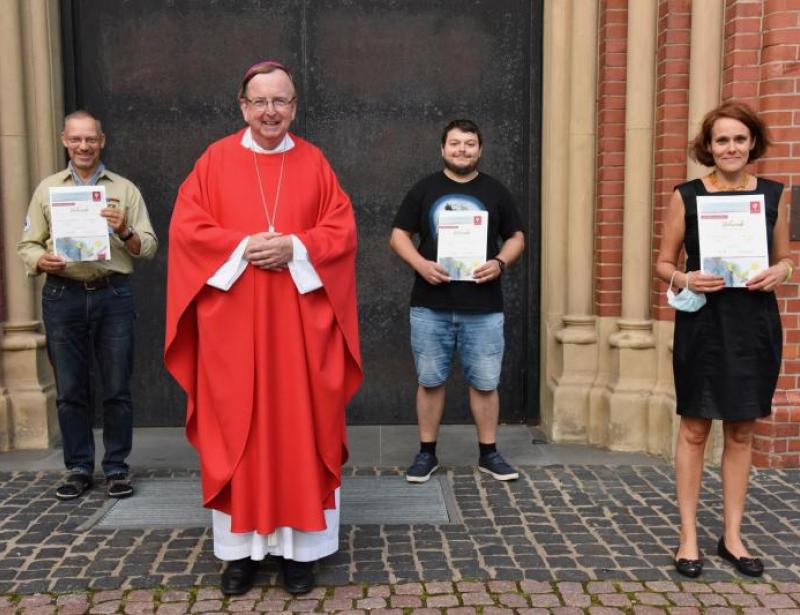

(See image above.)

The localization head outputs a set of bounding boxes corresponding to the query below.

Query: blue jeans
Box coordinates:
[409,307,504,391]
[42,275,135,477]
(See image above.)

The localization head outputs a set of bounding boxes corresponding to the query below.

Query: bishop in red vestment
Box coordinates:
[164,61,361,596]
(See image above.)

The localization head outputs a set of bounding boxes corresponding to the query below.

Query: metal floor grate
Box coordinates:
[84,475,459,530]
[342,475,458,524]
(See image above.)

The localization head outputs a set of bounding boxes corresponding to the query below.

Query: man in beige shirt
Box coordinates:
[18,110,157,500]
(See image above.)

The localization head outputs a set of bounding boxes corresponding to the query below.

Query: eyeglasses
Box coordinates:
[242,96,296,112]
[65,137,101,146]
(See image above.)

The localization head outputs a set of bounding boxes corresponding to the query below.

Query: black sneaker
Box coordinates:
[478,451,519,481]
[106,474,134,498]
[405,451,439,483]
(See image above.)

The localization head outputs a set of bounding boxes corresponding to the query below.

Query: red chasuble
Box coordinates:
[165,130,362,534]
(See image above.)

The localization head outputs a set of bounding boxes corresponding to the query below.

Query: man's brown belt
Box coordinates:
[45,273,129,291]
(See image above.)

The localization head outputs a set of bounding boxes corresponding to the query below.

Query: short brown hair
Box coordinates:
[441,119,482,147]
[63,110,103,134]
[689,100,771,166]
[238,60,295,100]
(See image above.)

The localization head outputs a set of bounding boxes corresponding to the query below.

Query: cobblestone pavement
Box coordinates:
[2,580,800,614]
[0,465,798,611]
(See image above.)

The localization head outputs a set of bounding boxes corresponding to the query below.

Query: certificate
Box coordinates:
[49,186,111,262]
[436,210,488,281]
[697,194,769,287]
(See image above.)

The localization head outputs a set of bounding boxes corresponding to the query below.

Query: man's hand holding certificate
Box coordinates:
[49,186,111,262]
[437,210,488,281]
[697,194,769,287]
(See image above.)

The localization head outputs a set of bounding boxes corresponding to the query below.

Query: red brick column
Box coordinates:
[594,0,627,318]
[721,0,763,105]
[651,0,692,322]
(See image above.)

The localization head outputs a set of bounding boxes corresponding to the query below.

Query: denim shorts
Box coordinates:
[409,307,504,391]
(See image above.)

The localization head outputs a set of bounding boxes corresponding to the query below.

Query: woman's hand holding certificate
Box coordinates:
[744,261,792,292]
[685,270,725,294]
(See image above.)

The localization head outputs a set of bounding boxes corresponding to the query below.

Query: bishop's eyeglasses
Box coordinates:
[242,96,296,112]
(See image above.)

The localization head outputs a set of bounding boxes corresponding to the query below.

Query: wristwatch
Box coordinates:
[118,227,135,241]
[492,256,507,272]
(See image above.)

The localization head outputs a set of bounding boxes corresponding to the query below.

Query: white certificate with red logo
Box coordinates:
[436,210,488,281]
[49,186,111,262]
[697,194,769,287]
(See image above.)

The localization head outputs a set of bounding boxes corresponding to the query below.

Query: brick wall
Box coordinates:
[732,0,800,467]
[601,0,800,466]
[594,0,627,317]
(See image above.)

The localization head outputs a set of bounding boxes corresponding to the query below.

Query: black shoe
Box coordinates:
[674,553,703,578]
[281,559,315,595]
[478,451,519,481]
[106,474,134,498]
[717,537,763,577]
[55,473,93,500]
[405,451,439,483]
[221,558,258,595]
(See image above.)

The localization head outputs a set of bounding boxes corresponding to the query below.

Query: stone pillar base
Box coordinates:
[605,319,656,452]
[2,321,58,450]
[587,318,615,447]
[549,315,598,442]
[0,387,11,451]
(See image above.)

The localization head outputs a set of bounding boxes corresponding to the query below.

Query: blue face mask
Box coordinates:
[667,271,706,312]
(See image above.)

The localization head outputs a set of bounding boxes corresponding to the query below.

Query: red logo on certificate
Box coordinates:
[750,201,760,214]
[474,215,482,225]
[92,191,101,202]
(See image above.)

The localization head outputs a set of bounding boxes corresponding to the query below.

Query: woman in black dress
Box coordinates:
[656,101,792,578]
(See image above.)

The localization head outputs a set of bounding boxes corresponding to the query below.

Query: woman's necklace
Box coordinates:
[252,146,286,232]
[707,169,751,191]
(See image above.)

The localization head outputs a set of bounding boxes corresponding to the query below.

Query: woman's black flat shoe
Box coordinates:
[717,537,764,577]
[674,554,703,578]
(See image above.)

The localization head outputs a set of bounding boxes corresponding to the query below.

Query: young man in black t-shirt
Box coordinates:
[390,119,525,483]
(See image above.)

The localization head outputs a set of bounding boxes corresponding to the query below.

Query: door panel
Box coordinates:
[62,0,538,426]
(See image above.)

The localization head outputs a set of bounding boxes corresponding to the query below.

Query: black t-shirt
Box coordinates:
[392,171,524,312]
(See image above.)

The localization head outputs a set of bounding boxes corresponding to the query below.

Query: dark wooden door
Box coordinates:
[62,0,540,426]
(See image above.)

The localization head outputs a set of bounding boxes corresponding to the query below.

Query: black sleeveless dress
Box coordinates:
[673,177,784,421]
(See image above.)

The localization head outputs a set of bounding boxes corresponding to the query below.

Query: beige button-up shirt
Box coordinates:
[17,167,158,281]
